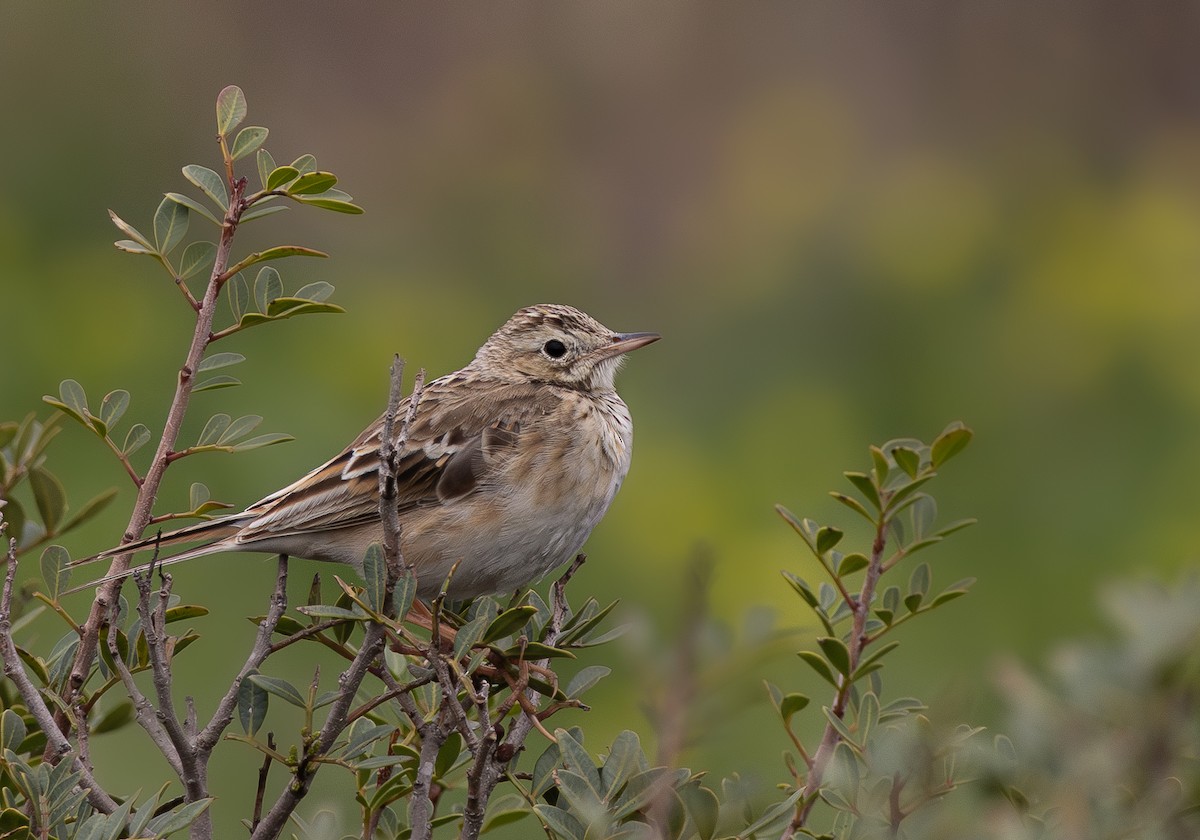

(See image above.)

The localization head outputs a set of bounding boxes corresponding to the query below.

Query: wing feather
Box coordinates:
[231,378,558,542]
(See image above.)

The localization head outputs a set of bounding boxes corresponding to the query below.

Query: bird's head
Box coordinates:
[472,304,660,391]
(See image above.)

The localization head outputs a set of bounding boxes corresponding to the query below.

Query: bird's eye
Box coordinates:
[543,339,567,359]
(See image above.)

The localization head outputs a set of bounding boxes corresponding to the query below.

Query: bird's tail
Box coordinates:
[62,513,252,595]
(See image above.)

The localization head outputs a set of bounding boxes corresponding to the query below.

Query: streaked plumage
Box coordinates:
[71,304,659,599]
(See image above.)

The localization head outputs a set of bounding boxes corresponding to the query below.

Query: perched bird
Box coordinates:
[71,304,659,599]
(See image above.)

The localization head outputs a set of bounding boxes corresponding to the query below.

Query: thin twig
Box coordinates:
[251,733,275,833]
[104,595,185,779]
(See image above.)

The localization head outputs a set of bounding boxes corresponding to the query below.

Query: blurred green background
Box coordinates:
[4,2,1200,834]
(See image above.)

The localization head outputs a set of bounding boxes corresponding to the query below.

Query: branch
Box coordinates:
[782,511,891,838]
[104,594,185,779]
[0,536,120,814]
[65,175,249,708]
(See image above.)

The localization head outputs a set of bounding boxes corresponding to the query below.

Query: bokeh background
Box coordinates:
[4,2,1200,835]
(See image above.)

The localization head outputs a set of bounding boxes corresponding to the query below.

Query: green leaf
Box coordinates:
[844,471,881,510]
[294,195,365,214]
[854,640,900,677]
[254,266,281,315]
[247,674,306,708]
[680,784,720,840]
[145,797,213,837]
[554,728,601,794]
[266,165,300,191]
[228,272,250,322]
[240,203,289,224]
[778,692,810,723]
[892,445,920,478]
[600,730,646,799]
[821,706,859,748]
[295,281,335,302]
[114,239,157,256]
[99,390,130,432]
[0,708,27,752]
[930,578,975,607]
[815,525,843,554]
[194,376,241,394]
[163,605,209,623]
[91,700,134,735]
[108,209,153,250]
[870,445,890,484]
[165,192,222,226]
[197,352,245,373]
[483,606,538,643]
[216,85,247,135]
[394,568,416,621]
[534,805,583,840]
[231,126,269,161]
[238,246,328,277]
[566,665,610,699]
[232,433,294,452]
[931,422,973,467]
[197,413,232,446]
[829,491,874,524]
[182,164,229,210]
[291,154,317,174]
[287,171,337,196]
[2,497,26,545]
[838,553,869,576]
[909,562,930,598]
[257,148,276,190]
[237,671,269,736]
[295,604,364,621]
[363,543,386,612]
[152,196,189,255]
[58,379,90,425]
[481,795,531,834]
[217,414,262,445]
[435,732,463,780]
[30,468,66,533]
[798,650,839,688]
[179,241,216,280]
[40,545,70,600]
[260,300,346,321]
[817,636,851,677]
[451,614,488,659]
[189,482,209,510]
[123,423,151,455]
[61,487,118,533]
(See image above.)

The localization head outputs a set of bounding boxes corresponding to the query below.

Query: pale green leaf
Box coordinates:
[182,164,229,210]
[215,85,247,136]
[152,196,189,255]
[231,126,268,161]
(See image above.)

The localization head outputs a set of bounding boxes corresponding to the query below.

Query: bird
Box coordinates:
[69,304,660,600]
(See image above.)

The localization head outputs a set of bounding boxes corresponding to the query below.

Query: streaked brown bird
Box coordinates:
[71,304,659,598]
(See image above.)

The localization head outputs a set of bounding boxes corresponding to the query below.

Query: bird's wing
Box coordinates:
[232,377,556,543]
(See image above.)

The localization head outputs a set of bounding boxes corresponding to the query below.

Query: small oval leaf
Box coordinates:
[216,85,247,136]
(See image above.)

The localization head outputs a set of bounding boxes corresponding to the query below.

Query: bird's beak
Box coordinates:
[592,331,662,361]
